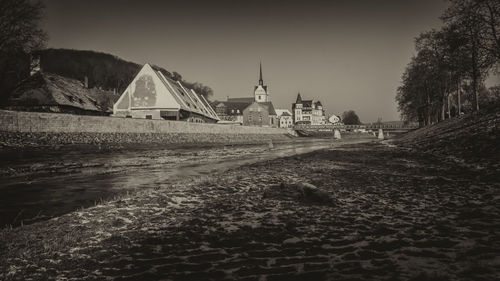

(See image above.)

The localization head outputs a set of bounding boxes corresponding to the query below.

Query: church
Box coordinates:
[212,63,278,127]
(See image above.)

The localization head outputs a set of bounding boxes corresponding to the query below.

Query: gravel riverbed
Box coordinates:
[1,141,499,281]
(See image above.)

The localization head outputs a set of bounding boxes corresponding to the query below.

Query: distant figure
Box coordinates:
[378,128,384,140]
[334,129,341,139]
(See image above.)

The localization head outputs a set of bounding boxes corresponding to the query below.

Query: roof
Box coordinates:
[259,101,277,115]
[275,109,292,117]
[8,73,119,112]
[153,66,219,120]
[227,97,254,103]
[302,100,313,108]
[211,100,250,115]
[296,93,302,103]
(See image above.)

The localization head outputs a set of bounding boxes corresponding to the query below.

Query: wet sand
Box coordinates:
[1,141,499,280]
[0,138,350,227]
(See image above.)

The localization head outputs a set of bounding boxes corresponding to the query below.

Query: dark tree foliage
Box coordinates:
[342,110,362,125]
[0,0,47,104]
[396,0,499,125]
[35,49,214,101]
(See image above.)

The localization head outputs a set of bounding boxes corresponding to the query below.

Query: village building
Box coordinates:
[292,92,326,125]
[112,64,219,123]
[211,63,278,127]
[275,109,293,128]
[7,72,118,116]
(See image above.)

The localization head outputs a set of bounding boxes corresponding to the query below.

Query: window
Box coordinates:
[146,115,152,119]
[258,96,261,100]
[236,109,240,114]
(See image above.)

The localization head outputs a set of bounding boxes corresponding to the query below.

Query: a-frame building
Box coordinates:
[113,64,219,123]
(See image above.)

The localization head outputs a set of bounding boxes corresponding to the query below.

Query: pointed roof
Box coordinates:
[296,92,302,103]
[114,64,219,121]
[258,62,263,86]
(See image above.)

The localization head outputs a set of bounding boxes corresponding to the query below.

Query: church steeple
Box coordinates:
[254,62,268,102]
[258,62,263,86]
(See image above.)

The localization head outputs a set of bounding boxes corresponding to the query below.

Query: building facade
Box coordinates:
[113,64,219,123]
[292,93,326,125]
[211,63,277,127]
[275,109,293,128]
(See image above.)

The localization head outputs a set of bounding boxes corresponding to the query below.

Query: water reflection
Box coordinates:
[0,139,366,227]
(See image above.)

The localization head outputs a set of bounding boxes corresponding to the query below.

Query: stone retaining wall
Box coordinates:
[0,110,291,146]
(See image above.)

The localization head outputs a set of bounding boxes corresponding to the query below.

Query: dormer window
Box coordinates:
[237,109,240,114]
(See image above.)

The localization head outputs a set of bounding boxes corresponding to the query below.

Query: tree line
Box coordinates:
[0,0,213,106]
[396,0,499,125]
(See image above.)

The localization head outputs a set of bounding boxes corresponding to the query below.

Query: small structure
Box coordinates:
[275,109,293,128]
[334,129,342,139]
[112,64,219,123]
[292,92,326,125]
[378,128,384,140]
[328,114,341,124]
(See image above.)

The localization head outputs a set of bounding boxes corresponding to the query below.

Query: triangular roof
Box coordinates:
[296,92,302,103]
[114,64,219,120]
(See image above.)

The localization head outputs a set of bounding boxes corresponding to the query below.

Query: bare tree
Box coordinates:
[0,0,47,54]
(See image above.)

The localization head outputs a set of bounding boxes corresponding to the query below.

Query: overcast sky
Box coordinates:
[41,0,493,122]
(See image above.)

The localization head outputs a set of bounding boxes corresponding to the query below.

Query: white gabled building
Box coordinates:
[113,64,219,123]
[275,109,293,128]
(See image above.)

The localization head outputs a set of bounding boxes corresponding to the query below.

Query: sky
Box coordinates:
[40,0,478,122]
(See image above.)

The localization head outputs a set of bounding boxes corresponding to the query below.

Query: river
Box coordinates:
[0,138,370,227]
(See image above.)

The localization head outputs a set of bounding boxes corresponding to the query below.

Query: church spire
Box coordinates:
[259,62,263,86]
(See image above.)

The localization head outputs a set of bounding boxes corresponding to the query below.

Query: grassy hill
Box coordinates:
[395,106,500,173]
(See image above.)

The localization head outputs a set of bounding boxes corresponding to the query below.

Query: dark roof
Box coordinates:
[258,101,277,115]
[8,73,119,112]
[315,101,322,107]
[296,93,302,103]
[227,97,254,103]
[212,100,250,115]
[281,111,291,116]
[302,100,313,108]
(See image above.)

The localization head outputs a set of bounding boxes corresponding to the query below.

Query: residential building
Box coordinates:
[292,92,326,125]
[275,109,293,128]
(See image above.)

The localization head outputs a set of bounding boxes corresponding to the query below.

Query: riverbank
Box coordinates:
[1,141,499,281]
[0,109,294,148]
[0,138,343,228]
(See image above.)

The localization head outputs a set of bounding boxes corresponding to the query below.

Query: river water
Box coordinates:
[0,139,364,227]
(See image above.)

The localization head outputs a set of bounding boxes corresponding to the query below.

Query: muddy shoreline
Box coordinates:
[1,141,499,280]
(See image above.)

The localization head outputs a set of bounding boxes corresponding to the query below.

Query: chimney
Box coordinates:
[84,76,88,88]
[226,96,229,101]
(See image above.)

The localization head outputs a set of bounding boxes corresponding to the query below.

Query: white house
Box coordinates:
[275,109,293,128]
[112,64,219,123]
